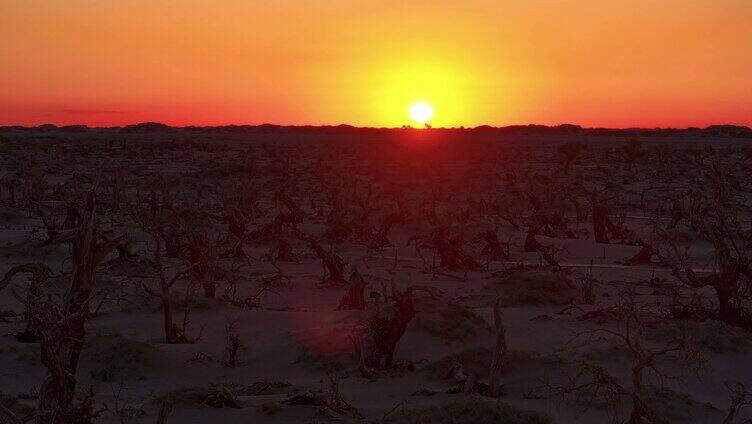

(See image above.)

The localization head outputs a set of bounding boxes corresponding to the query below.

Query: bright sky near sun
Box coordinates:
[1,0,751,128]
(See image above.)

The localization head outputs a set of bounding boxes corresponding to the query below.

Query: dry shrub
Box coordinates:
[490,270,574,306]
[383,399,551,424]
[641,386,719,423]
[648,319,752,353]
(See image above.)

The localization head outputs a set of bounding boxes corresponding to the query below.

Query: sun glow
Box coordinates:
[2,2,750,128]
[365,58,479,128]
[409,101,433,125]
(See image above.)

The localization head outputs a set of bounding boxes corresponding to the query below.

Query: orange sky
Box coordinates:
[1,0,751,128]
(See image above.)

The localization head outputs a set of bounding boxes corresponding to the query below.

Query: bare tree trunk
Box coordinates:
[150,234,190,344]
[431,227,477,269]
[156,397,173,424]
[488,297,507,397]
[160,289,183,344]
[715,282,738,324]
[593,202,610,243]
[365,294,416,369]
[336,268,366,310]
[524,223,544,252]
[304,235,346,286]
[201,281,216,299]
[33,191,121,424]
[366,286,439,369]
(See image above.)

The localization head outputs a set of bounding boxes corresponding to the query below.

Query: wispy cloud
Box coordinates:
[58,109,125,115]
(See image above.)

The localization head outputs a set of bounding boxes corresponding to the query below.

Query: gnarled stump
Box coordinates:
[336,267,367,311]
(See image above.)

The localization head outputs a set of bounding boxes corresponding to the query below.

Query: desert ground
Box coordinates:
[0,125,751,423]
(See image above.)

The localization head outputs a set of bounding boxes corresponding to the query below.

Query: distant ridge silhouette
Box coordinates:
[1,122,751,138]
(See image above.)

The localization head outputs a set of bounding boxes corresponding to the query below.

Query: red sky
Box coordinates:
[1,0,751,128]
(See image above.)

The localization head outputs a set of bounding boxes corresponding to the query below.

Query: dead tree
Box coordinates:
[274,235,295,262]
[302,235,346,287]
[669,199,683,229]
[363,285,440,369]
[159,223,185,259]
[488,297,508,397]
[430,227,477,270]
[114,239,137,261]
[620,241,665,267]
[524,222,563,271]
[593,202,611,243]
[364,210,405,252]
[142,230,201,344]
[559,299,690,424]
[593,200,628,243]
[223,320,243,368]
[225,209,248,259]
[185,232,217,299]
[661,211,751,330]
[20,191,122,424]
[558,140,584,173]
[623,139,647,167]
[524,222,545,253]
[479,228,508,260]
[542,247,563,272]
[669,244,750,329]
[560,362,667,424]
[1,176,18,205]
[34,202,78,241]
[336,267,367,311]
[277,190,305,224]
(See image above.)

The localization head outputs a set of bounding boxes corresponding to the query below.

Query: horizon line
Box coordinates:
[2,121,751,132]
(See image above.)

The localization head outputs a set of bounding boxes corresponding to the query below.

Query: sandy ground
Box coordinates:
[0,129,751,423]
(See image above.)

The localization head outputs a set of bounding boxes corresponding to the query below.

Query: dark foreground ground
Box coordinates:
[1,125,751,423]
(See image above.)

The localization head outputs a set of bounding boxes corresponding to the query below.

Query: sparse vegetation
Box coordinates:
[0,127,750,423]
[649,319,752,353]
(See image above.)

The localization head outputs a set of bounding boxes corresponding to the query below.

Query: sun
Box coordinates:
[409,101,434,125]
